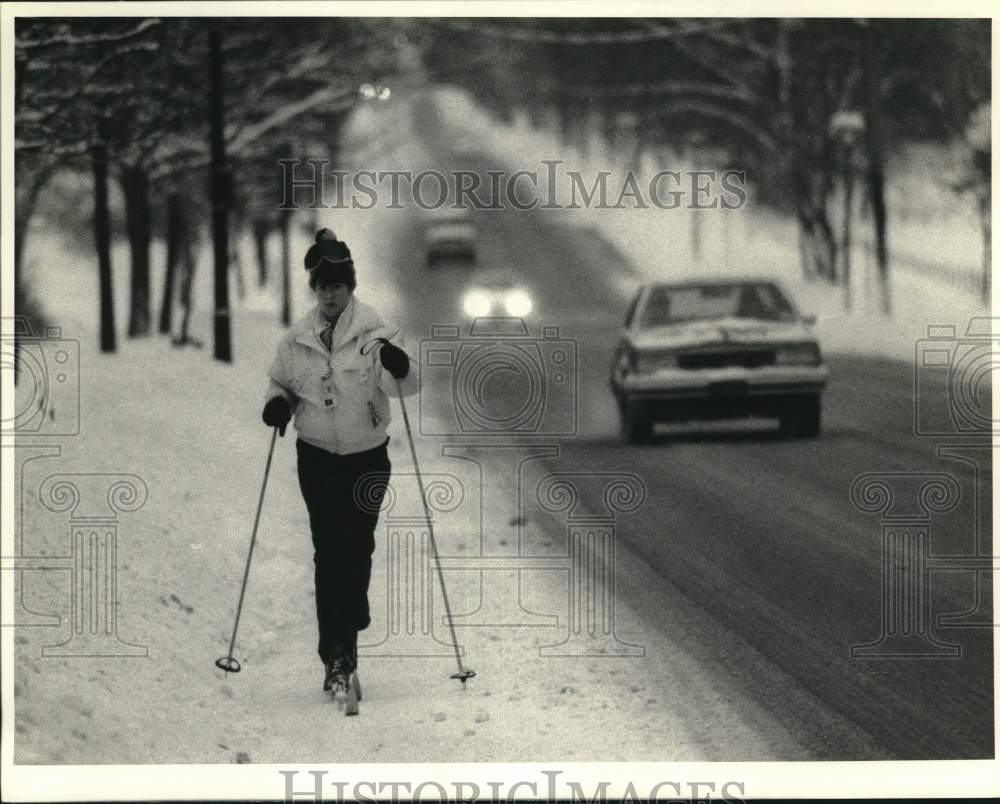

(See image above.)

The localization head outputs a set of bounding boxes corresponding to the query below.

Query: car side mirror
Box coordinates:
[801,314,817,326]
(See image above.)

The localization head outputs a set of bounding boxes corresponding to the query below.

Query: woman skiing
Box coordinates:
[261,228,417,710]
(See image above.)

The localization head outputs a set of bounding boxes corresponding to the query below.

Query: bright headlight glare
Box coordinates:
[463,291,492,317]
[503,290,533,317]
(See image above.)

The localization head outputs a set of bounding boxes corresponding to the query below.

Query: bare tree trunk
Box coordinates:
[793,161,821,282]
[209,28,232,362]
[253,218,269,286]
[979,194,991,305]
[13,55,52,372]
[776,20,793,115]
[813,207,838,282]
[842,166,854,309]
[557,99,577,150]
[14,162,52,279]
[93,143,116,354]
[174,235,199,348]
[866,163,889,312]
[780,21,816,286]
[862,20,891,314]
[159,193,183,334]
[13,159,54,380]
[798,215,815,279]
[231,224,246,302]
[121,164,152,337]
[280,208,291,326]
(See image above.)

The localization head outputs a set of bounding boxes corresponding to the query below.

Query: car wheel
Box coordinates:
[780,395,821,439]
[620,398,653,444]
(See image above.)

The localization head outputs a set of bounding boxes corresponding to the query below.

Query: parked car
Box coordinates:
[609,278,828,443]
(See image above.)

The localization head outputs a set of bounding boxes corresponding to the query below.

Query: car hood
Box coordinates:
[627,317,817,350]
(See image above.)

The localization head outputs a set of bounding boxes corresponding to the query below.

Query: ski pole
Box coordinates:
[216,426,279,674]
[394,378,476,685]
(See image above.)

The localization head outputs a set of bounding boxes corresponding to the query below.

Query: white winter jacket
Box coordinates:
[265,297,419,455]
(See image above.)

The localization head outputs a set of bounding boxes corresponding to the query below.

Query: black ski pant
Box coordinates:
[296,437,390,665]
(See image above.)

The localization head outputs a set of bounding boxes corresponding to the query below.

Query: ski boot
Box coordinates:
[348,632,362,704]
[323,658,350,695]
[325,637,360,716]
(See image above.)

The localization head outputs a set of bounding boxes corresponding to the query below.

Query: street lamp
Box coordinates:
[829,110,866,307]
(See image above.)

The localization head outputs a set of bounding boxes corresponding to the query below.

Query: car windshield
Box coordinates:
[637,282,797,327]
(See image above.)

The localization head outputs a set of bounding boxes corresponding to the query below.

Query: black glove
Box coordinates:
[262,396,291,436]
[377,339,409,380]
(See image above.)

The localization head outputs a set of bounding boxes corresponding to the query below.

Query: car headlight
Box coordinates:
[775,343,821,366]
[463,291,493,317]
[503,290,533,317]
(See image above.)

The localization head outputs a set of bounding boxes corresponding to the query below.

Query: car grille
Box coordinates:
[678,349,776,369]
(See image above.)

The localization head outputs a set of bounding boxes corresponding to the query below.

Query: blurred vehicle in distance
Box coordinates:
[610,278,827,443]
[459,266,534,319]
[424,206,476,267]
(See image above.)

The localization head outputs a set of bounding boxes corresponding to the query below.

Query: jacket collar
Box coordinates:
[292,296,398,353]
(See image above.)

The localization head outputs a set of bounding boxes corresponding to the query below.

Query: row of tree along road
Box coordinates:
[14,18,990,362]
